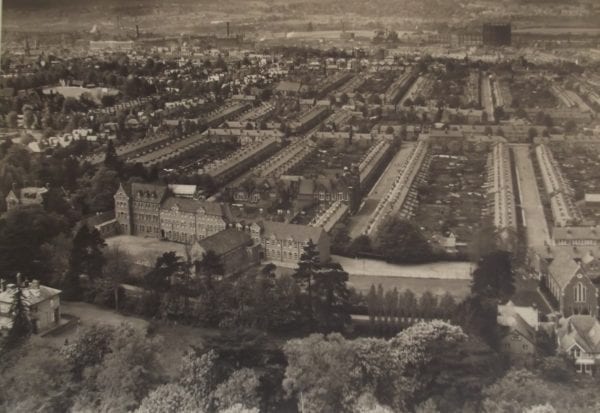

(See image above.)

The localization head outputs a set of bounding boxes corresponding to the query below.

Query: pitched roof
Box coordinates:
[505,312,537,345]
[0,284,61,307]
[195,228,253,256]
[131,182,167,203]
[168,184,197,197]
[548,252,581,289]
[161,197,232,219]
[260,221,326,243]
[558,315,600,354]
[553,226,600,241]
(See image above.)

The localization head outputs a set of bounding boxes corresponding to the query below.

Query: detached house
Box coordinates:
[558,315,600,375]
[0,280,61,335]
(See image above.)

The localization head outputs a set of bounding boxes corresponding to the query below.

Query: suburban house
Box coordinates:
[191,228,260,276]
[0,280,61,335]
[5,186,48,211]
[497,301,538,356]
[557,315,600,375]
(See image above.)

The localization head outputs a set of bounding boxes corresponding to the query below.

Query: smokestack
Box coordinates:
[0,279,5,292]
[16,273,22,288]
[136,25,140,38]
[227,22,230,38]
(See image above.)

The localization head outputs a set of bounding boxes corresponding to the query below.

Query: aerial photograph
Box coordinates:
[0,0,600,411]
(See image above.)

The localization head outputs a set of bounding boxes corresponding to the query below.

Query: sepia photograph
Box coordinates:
[0,0,600,411]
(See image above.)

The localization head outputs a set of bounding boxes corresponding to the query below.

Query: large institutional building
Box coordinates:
[113,182,330,264]
[114,182,232,243]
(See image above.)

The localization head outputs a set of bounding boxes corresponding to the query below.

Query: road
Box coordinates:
[348,142,416,238]
[512,144,551,250]
[481,74,495,122]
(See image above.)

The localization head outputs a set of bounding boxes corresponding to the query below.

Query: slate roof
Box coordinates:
[161,197,232,219]
[0,284,61,307]
[131,182,167,203]
[195,228,253,256]
[259,221,326,243]
[558,315,600,354]
[548,252,581,289]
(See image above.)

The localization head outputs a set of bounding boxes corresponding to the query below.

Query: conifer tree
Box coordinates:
[4,286,32,350]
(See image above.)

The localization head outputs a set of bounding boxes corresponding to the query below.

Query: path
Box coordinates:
[512,144,551,250]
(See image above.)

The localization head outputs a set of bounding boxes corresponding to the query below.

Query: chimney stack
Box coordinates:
[136,25,140,38]
[227,22,230,38]
[16,273,22,288]
[0,279,5,292]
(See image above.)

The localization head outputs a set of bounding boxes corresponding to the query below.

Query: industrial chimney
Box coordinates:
[227,22,230,38]
[136,25,140,38]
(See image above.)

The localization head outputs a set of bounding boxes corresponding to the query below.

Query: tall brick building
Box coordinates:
[114,183,232,243]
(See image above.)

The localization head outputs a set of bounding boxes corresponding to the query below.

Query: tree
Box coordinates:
[377,219,434,264]
[0,342,76,412]
[293,239,321,324]
[213,368,261,411]
[40,233,72,287]
[3,286,32,350]
[348,235,372,257]
[136,383,199,413]
[196,250,224,289]
[102,245,134,311]
[61,324,115,378]
[438,292,456,318]
[312,262,351,332]
[179,349,220,411]
[73,324,165,412]
[69,225,106,280]
[145,251,186,292]
[418,291,438,319]
[0,207,67,278]
[471,250,514,299]
[104,140,121,170]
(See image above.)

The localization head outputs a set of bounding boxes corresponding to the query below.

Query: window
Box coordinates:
[575,282,587,303]
[572,347,581,359]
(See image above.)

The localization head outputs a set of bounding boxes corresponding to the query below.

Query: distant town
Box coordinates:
[2,4,600,412]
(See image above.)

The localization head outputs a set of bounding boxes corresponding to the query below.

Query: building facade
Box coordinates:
[114,183,232,243]
[0,280,61,335]
[250,221,330,264]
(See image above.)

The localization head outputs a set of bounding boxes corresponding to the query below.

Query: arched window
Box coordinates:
[575,282,587,303]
